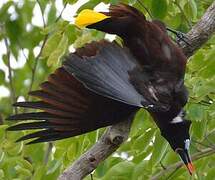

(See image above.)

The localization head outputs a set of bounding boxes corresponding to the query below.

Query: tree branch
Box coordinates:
[59,116,134,180]
[58,2,215,180]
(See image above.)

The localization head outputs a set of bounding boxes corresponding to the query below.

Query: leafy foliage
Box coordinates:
[0,0,214,179]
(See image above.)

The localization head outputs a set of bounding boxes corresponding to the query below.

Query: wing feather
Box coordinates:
[7,42,140,144]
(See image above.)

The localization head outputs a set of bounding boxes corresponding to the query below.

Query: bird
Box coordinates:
[7,3,194,175]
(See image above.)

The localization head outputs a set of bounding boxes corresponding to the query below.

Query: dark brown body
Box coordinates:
[88,4,188,127]
[7,3,191,163]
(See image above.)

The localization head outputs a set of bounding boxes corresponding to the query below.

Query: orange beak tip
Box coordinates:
[186,163,195,175]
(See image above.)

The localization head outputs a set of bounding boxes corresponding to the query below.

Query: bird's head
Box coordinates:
[74,3,145,36]
[160,111,195,175]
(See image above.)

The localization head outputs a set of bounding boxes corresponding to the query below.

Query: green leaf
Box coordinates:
[132,146,153,164]
[184,0,197,20]
[166,13,181,29]
[6,142,23,156]
[0,1,13,21]
[132,160,150,180]
[192,119,207,140]
[23,143,45,164]
[77,0,101,13]
[0,149,5,163]
[151,0,167,19]
[47,33,68,66]
[5,19,22,46]
[17,159,33,172]
[73,31,93,49]
[15,165,32,178]
[63,0,79,4]
[149,131,168,168]
[188,50,205,71]
[42,33,62,58]
[131,109,152,137]
[103,161,135,180]
[0,70,5,85]
[47,4,57,25]
[32,165,46,180]
[206,167,215,180]
[109,0,121,5]
[65,24,79,44]
[167,167,187,179]
[46,160,61,175]
[194,81,215,98]
[199,53,215,79]
[0,169,4,179]
[187,103,205,122]
[66,143,78,161]
[133,128,155,152]
[162,150,178,165]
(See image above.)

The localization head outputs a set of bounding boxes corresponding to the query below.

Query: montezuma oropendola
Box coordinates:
[7,4,194,175]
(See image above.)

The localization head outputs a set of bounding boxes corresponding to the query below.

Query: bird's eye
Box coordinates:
[184,139,190,150]
[175,147,183,153]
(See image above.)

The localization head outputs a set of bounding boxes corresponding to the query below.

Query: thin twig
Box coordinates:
[55,3,68,23]
[26,1,67,101]
[136,0,153,19]
[204,131,215,147]
[205,137,215,148]
[17,40,33,71]
[26,0,47,101]
[36,0,46,28]
[151,147,215,180]
[165,167,180,180]
[192,139,215,149]
[160,162,167,170]
[26,35,48,101]
[18,0,46,101]
[4,38,17,114]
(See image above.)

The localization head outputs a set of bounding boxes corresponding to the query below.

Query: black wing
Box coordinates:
[63,42,147,107]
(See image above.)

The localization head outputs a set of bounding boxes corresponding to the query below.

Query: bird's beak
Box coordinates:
[75,9,110,28]
[177,149,195,175]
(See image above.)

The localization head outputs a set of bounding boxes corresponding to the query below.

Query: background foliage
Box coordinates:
[0,0,214,179]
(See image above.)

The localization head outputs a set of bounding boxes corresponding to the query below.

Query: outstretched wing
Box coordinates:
[7,67,138,144]
[7,41,147,144]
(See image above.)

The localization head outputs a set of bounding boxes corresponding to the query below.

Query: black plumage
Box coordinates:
[7,39,184,142]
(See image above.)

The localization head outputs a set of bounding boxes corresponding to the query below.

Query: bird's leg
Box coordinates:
[166,27,191,46]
